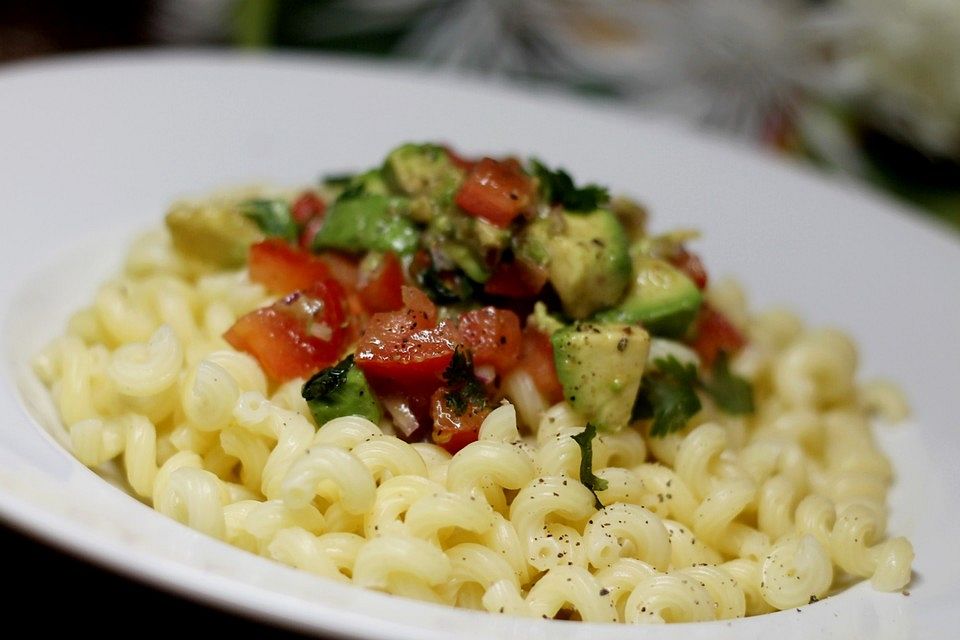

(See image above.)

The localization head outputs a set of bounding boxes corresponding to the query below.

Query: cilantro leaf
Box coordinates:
[702,351,754,414]
[417,264,475,304]
[335,181,366,202]
[239,199,298,242]
[633,356,703,438]
[302,355,354,402]
[442,348,486,415]
[530,159,610,212]
[571,423,609,509]
[322,173,355,188]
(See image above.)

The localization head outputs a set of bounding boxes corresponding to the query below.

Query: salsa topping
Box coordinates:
[169,143,755,450]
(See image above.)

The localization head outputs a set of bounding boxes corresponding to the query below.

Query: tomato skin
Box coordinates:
[249,239,330,294]
[224,279,347,381]
[513,327,564,404]
[483,259,548,298]
[358,253,404,313]
[669,248,708,290]
[458,307,522,373]
[356,319,459,387]
[355,287,459,389]
[430,387,488,454]
[401,285,438,326]
[689,304,746,366]
[291,191,325,224]
[455,158,533,228]
[317,251,361,290]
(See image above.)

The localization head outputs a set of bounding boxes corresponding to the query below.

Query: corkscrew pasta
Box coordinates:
[33,226,914,624]
[34,147,914,626]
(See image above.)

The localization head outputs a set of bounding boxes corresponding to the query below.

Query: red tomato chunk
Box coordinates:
[512,326,564,404]
[430,387,489,454]
[669,248,709,290]
[458,306,522,374]
[455,158,533,228]
[357,252,404,313]
[249,239,330,294]
[689,304,746,366]
[355,286,459,389]
[224,279,347,381]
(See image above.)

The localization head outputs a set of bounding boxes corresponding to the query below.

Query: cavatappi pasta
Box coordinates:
[35,227,914,624]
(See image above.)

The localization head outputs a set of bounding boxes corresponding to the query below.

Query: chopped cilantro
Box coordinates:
[321,173,355,188]
[634,353,755,437]
[417,265,475,304]
[633,356,703,437]
[335,181,366,202]
[703,351,754,414]
[442,348,486,415]
[300,355,382,426]
[239,199,298,242]
[530,159,610,212]
[302,355,354,402]
[571,423,608,509]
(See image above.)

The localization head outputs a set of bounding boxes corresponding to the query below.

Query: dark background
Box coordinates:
[2,522,314,637]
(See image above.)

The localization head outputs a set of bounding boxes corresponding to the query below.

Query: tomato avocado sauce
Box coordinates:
[166,143,753,453]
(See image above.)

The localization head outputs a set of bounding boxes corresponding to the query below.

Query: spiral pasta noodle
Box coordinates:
[35,227,914,623]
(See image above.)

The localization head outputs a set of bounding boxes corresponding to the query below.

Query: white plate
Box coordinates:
[0,52,957,639]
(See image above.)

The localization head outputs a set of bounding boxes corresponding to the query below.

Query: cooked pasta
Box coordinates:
[35,147,914,624]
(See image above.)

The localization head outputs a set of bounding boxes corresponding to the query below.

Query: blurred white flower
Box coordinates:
[389,0,821,138]
[814,0,960,156]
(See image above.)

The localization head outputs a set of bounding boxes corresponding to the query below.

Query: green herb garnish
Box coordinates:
[531,159,610,212]
[571,423,608,509]
[417,265,475,304]
[633,356,703,437]
[301,355,381,426]
[634,352,755,437]
[302,355,354,401]
[322,173,355,188]
[442,348,486,415]
[239,199,297,242]
[702,351,754,414]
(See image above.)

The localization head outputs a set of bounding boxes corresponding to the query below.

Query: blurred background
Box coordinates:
[0,1,956,635]
[1,0,958,231]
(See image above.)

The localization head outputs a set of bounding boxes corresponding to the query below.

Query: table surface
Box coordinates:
[3,521,316,638]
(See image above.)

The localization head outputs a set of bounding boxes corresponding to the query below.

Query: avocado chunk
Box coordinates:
[522,209,631,319]
[595,256,702,338]
[383,143,464,200]
[551,322,650,431]
[312,194,419,255]
[302,356,381,426]
[165,202,264,268]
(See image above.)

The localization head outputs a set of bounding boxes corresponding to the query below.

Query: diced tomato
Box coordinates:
[458,307,522,373]
[483,259,548,298]
[513,326,564,404]
[357,253,404,313]
[401,285,438,326]
[430,387,489,454]
[669,248,708,290]
[224,279,347,381]
[317,251,361,290]
[249,239,330,294]
[299,216,325,250]
[355,287,459,389]
[291,191,325,224]
[689,304,746,366]
[455,158,533,228]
